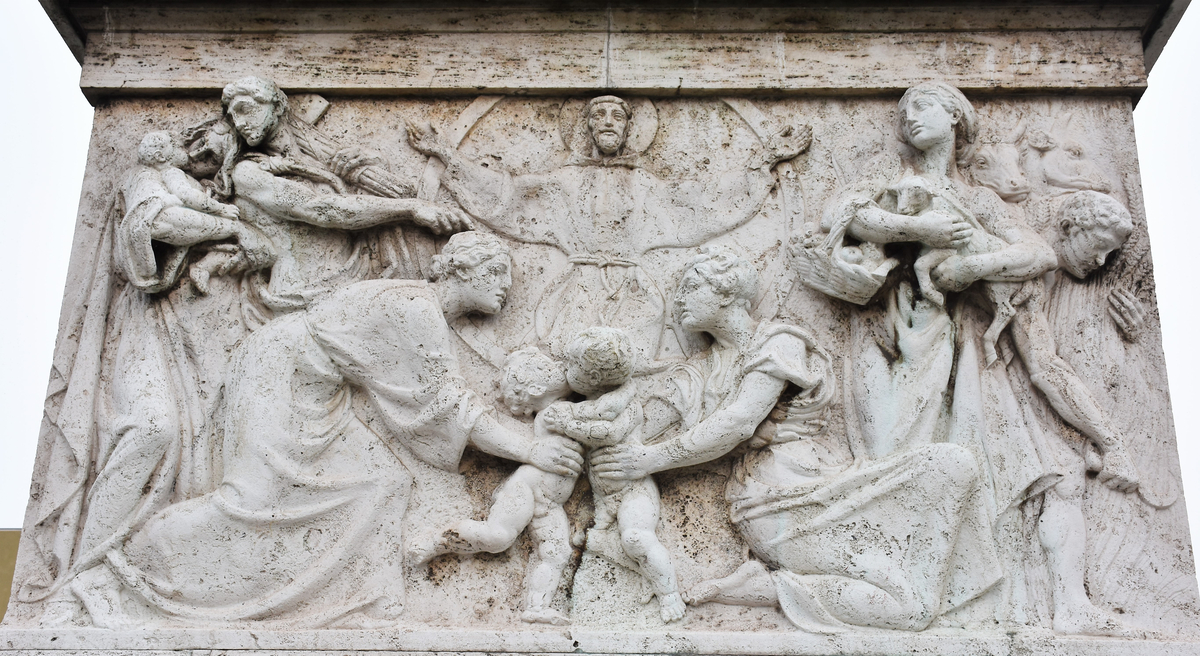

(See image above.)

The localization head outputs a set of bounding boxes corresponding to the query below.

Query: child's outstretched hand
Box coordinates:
[572,382,637,422]
[217,203,240,221]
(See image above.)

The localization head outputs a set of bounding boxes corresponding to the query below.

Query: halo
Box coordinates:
[559,96,658,157]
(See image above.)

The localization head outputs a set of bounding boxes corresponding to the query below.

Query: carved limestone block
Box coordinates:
[6,2,1198,655]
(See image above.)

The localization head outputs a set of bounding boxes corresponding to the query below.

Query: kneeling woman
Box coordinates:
[77,232,584,629]
[591,248,1000,633]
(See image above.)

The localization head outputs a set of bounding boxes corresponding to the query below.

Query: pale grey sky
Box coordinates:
[0,1,1196,568]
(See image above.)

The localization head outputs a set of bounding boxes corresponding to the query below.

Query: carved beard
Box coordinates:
[592,129,626,157]
[240,112,280,148]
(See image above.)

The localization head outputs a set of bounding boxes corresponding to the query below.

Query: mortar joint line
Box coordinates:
[605,2,613,89]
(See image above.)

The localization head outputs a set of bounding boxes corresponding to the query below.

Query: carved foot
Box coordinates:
[521,607,570,626]
[406,527,445,565]
[683,579,721,605]
[38,590,84,627]
[1053,601,1135,637]
[70,566,133,630]
[659,591,686,623]
[636,576,656,605]
[1097,447,1140,494]
[683,560,776,607]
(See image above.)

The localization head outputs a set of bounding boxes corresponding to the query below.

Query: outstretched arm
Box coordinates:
[469,412,585,477]
[407,122,561,246]
[161,168,239,219]
[643,126,813,250]
[590,370,785,480]
[834,200,974,249]
[931,193,1057,291]
[150,205,241,246]
[232,159,471,234]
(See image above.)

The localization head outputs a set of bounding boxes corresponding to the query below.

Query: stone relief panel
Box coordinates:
[5,79,1197,641]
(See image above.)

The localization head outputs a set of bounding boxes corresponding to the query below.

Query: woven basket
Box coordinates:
[794,245,898,305]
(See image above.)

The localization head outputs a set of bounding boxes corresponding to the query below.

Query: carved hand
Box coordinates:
[553,406,635,450]
[589,442,661,481]
[762,124,813,166]
[406,120,450,159]
[330,146,386,182]
[217,204,241,221]
[256,155,293,175]
[527,434,585,477]
[538,402,572,432]
[407,200,473,235]
[1108,287,1146,342]
[914,210,973,249]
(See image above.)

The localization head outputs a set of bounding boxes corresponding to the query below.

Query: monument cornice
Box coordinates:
[39,1,1186,102]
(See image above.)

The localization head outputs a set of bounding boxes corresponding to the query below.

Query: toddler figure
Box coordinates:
[409,328,684,624]
[545,327,686,624]
[132,131,242,294]
[408,347,578,625]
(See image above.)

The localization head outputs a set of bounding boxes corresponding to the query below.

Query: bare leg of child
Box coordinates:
[520,504,571,625]
[617,482,685,623]
[408,466,538,564]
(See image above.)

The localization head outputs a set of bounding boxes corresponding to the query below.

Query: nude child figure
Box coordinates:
[410,328,686,624]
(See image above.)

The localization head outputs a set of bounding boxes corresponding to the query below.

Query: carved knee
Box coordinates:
[621,529,654,560]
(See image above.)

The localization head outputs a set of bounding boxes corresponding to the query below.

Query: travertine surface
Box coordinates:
[5,2,1198,654]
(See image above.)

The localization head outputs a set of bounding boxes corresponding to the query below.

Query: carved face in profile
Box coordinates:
[226,94,282,147]
[675,269,726,333]
[1058,225,1125,279]
[587,101,630,156]
[499,350,569,417]
[457,254,513,315]
[163,142,190,169]
[902,93,959,152]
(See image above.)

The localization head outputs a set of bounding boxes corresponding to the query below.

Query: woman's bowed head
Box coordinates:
[431,231,513,319]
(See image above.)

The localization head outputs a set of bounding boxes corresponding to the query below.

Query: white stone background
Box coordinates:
[0,0,1196,577]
